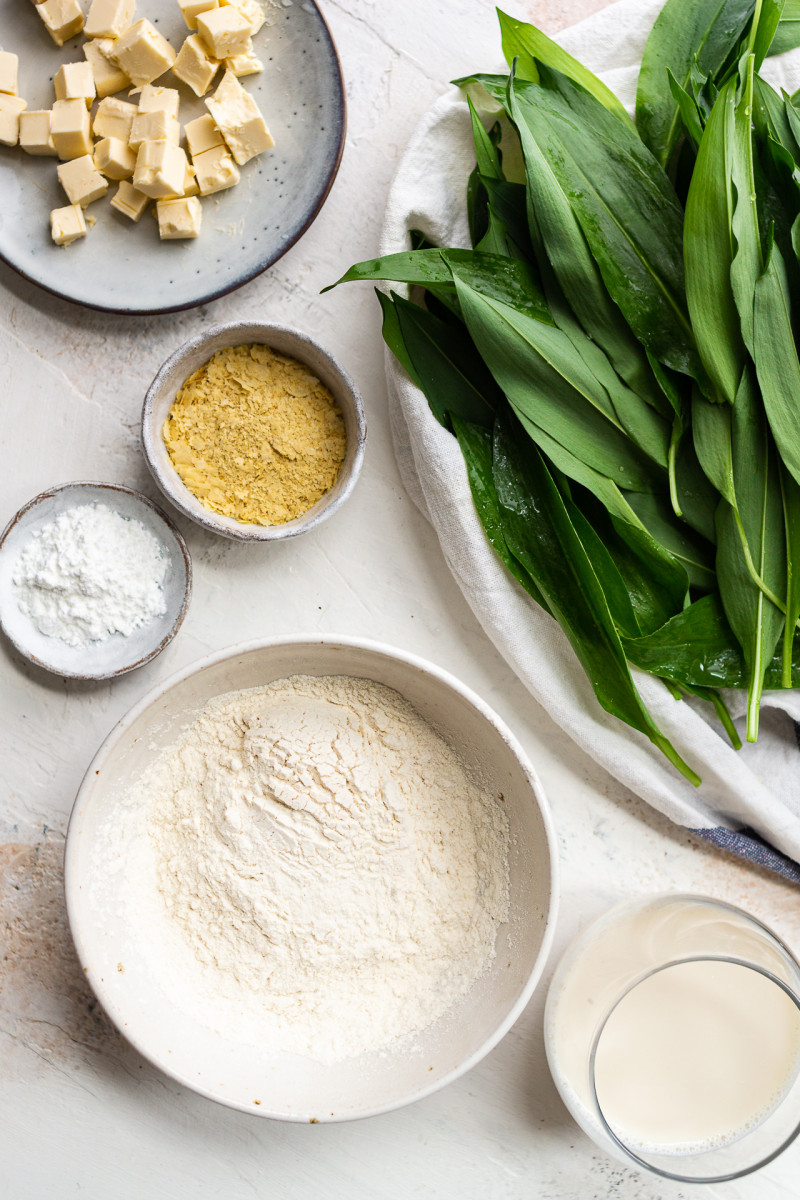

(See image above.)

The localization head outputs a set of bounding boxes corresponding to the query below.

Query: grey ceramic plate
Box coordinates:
[0,1,345,314]
[0,482,192,679]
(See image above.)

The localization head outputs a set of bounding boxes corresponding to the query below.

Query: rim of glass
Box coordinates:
[588,954,800,1184]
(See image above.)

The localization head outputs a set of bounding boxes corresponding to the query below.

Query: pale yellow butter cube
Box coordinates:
[83,39,130,98]
[110,20,176,88]
[224,50,262,78]
[92,95,137,141]
[129,109,180,151]
[36,0,84,47]
[177,0,219,31]
[54,62,97,108]
[221,0,265,36]
[138,84,180,119]
[191,141,240,195]
[172,34,220,97]
[205,69,273,165]
[0,93,27,147]
[133,139,187,198]
[50,203,87,245]
[157,195,202,239]
[51,98,92,159]
[20,110,57,156]
[93,135,136,178]
[58,154,109,206]
[0,51,19,96]
[184,112,223,157]
[110,179,149,220]
[85,0,136,39]
[196,8,251,58]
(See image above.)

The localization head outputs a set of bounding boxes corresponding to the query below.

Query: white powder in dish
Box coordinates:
[13,502,167,647]
[124,674,510,1064]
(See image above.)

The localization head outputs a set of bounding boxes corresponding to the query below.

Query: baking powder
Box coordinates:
[13,502,167,647]
[124,674,510,1063]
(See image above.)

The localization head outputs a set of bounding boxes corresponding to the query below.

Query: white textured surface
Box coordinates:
[2,1,800,1196]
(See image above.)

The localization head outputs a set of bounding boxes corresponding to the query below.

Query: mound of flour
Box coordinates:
[130,674,509,1063]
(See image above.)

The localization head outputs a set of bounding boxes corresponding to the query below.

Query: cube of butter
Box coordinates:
[50,204,87,246]
[184,113,224,158]
[36,0,84,47]
[50,98,92,159]
[85,0,136,39]
[83,39,130,98]
[93,135,136,179]
[0,94,27,147]
[82,39,130,98]
[182,162,199,197]
[133,139,188,199]
[205,69,273,165]
[0,51,19,96]
[54,62,97,108]
[177,0,219,31]
[57,154,109,206]
[110,20,176,88]
[92,95,137,141]
[129,109,180,151]
[221,0,265,36]
[19,110,57,156]
[196,8,252,59]
[224,50,263,78]
[138,85,181,120]
[157,196,202,240]
[110,179,149,221]
[191,141,240,195]
[172,34,220,98]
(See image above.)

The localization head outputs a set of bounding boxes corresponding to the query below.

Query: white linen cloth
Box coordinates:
[381,0,800,875]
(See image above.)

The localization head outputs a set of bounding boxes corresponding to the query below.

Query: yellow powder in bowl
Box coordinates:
[162,343,347,527]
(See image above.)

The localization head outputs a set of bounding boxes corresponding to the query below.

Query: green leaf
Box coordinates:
[715,369,786,740]
[636,0,754,169]
[624,594,747,686]
[626,491,717,590]
[692,387,736,501]
[666,67,706,150]
[674,430,720,543]
[481,177,535,261]
[780,466,800,683]
[507,77,661,404]
[376,290,420,387]
[729,56,763,353]
[753,237,800,489]
[468,98,503,180]
[392,292,502,429]
[451,73,510,108]
[512,69,701,380]
[452,415,551,612]
[496,8,634,127]
[684,78,745,404]
[492,406,699,783]
[452,274,662,490]
[770,0,800,53]
[751,0,786,67]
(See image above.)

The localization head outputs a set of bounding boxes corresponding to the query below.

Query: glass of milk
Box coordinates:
[545,894,800,1182]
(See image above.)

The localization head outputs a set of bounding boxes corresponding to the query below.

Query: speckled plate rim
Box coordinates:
[0,1,346,317]
[64,633,560,1121]
[141,320,367,542]
[0,481,193,680]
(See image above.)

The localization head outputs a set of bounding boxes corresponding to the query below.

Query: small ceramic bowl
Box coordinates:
[65,636,559,1120]
[0,482,192,680]
[142,322,367,542]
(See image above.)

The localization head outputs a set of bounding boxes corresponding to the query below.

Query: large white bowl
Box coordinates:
[65,637,558,1121]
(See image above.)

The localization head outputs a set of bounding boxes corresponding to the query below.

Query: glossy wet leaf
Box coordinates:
[753,237,800,488]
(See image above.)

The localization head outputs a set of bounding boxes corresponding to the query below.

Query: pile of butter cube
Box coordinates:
[0,0,274,245]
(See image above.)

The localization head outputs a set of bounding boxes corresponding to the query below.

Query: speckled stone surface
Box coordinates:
[2,2,799,1197]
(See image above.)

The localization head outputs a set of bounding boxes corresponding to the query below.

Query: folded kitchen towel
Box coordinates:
[381,0,800,881]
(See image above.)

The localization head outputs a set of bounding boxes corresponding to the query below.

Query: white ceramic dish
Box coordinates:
[0,0,345,314]
[142,321,366,541]
[0,482,191,679]
[65,636,559,1121]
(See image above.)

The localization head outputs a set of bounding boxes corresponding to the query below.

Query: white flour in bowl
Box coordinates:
[118,674,509,1064]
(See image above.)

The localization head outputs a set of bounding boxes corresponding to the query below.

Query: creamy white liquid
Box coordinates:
[546,897,800,1157]
[594,959,800,1153]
